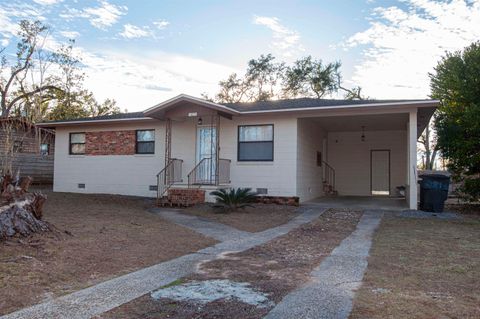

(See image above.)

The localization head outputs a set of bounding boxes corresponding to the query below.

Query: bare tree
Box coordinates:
[418,118,439,170]
[0,21,62,119]
[215,54,284,103]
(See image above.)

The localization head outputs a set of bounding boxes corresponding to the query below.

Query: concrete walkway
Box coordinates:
[265,210,383,319]
[2,207,326,319]
[152,208,251,241]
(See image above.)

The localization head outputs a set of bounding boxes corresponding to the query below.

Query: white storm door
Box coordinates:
[371,150,390,195]
[196,127,217,184]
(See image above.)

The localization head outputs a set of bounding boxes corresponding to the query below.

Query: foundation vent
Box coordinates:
[78,183,85,189]
[256,188,268,195]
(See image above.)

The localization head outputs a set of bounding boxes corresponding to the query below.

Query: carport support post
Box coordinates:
[408,109,418,209]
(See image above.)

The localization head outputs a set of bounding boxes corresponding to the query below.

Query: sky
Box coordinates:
[1,0,479,112]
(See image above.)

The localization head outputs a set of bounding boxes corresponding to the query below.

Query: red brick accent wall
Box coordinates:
[85,130,136,155]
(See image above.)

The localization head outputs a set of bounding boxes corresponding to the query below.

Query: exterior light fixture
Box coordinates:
[197,117,203,125]
[361,126,366,142]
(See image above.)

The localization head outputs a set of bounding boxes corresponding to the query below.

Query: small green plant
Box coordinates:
[210,188,257,212]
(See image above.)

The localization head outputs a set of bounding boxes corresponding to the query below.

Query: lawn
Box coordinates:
[0,188,217,316]
[350,214,480,318]
[181,203,299,232]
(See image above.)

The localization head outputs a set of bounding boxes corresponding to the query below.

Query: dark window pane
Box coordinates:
[71,144,85,154]
[70,133,85,143]
[137,141,154,154]
[137,130,155,142]
[238,142,273,161]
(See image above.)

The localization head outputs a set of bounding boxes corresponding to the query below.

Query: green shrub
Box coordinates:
[210,188,257,212]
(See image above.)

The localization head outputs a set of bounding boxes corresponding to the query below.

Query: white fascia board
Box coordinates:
[236,100,439,115]
[143,93,240,116]
[36,117,156,128]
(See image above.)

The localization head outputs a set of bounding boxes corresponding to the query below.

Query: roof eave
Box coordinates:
[36,117,155,128]
[143,94,240,117]
[233,100,439,114]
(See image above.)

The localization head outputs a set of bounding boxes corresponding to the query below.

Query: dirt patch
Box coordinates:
[350,215,480,319]
[0,188,217,316]
[181,203,299,232]
[99,209,362,319]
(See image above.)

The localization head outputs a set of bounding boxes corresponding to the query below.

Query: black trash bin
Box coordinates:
[418,174,450,212]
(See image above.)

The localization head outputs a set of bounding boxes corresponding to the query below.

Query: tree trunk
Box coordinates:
[0,175,51,240]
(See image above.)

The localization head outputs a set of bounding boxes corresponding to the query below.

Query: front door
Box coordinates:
[196,126,217,184]
[371,150,390,195]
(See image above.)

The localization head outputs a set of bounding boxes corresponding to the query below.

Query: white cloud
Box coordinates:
[0,2,46,41]
[33,0,62,5]
[119,24,152,39]
[59,30,80,38]
[76,48,237,111]
[153,19,170,29]
[253,15,304,58]
[345,0,480,99]
[61,0,127,30]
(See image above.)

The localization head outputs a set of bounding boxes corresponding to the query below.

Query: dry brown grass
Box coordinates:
[0,189,216,316]
[350,215,480,319]
[99,209,362,319]
[182,203,299,232]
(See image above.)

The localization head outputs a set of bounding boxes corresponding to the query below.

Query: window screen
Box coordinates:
[238,125,273,161]
[69,133,85,155]
[136,130,155,154]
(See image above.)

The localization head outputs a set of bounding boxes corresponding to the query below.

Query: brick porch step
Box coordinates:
[157,188,206,207]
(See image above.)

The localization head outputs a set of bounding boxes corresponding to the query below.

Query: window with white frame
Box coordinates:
[238,124,273,161]
[136,130,155,154]
[69,133,85,155]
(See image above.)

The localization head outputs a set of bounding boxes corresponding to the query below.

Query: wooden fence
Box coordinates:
[2,154,54,184]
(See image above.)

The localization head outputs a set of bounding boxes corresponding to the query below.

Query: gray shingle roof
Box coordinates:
[39,98,435,125]
[222,98,432,112]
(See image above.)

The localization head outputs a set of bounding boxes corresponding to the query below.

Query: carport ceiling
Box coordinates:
[307,113,409,132]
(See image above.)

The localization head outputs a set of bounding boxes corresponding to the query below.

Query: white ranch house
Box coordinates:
[38,94,438,209]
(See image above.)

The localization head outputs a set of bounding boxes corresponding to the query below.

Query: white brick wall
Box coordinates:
[219,114,298,197]
[53,114,299,199]
[54,121,165,197]
[296,118,326,201]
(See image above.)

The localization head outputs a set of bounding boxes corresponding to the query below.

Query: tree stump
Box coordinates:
[0,175,51,240]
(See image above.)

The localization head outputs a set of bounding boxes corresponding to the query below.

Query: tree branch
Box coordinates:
[339,85,364,100]
[5,85,62,115]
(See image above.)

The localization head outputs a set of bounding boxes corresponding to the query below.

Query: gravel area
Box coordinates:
[396,210,461,219]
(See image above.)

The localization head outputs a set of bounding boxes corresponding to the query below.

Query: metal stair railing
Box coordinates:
[322,161,336,193]
[156,158,183,199]
[188,158,231,187]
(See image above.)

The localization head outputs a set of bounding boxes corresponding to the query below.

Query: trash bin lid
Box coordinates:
[419,174,450,180]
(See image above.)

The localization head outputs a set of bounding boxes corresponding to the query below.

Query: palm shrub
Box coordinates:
[210,188,257,212]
